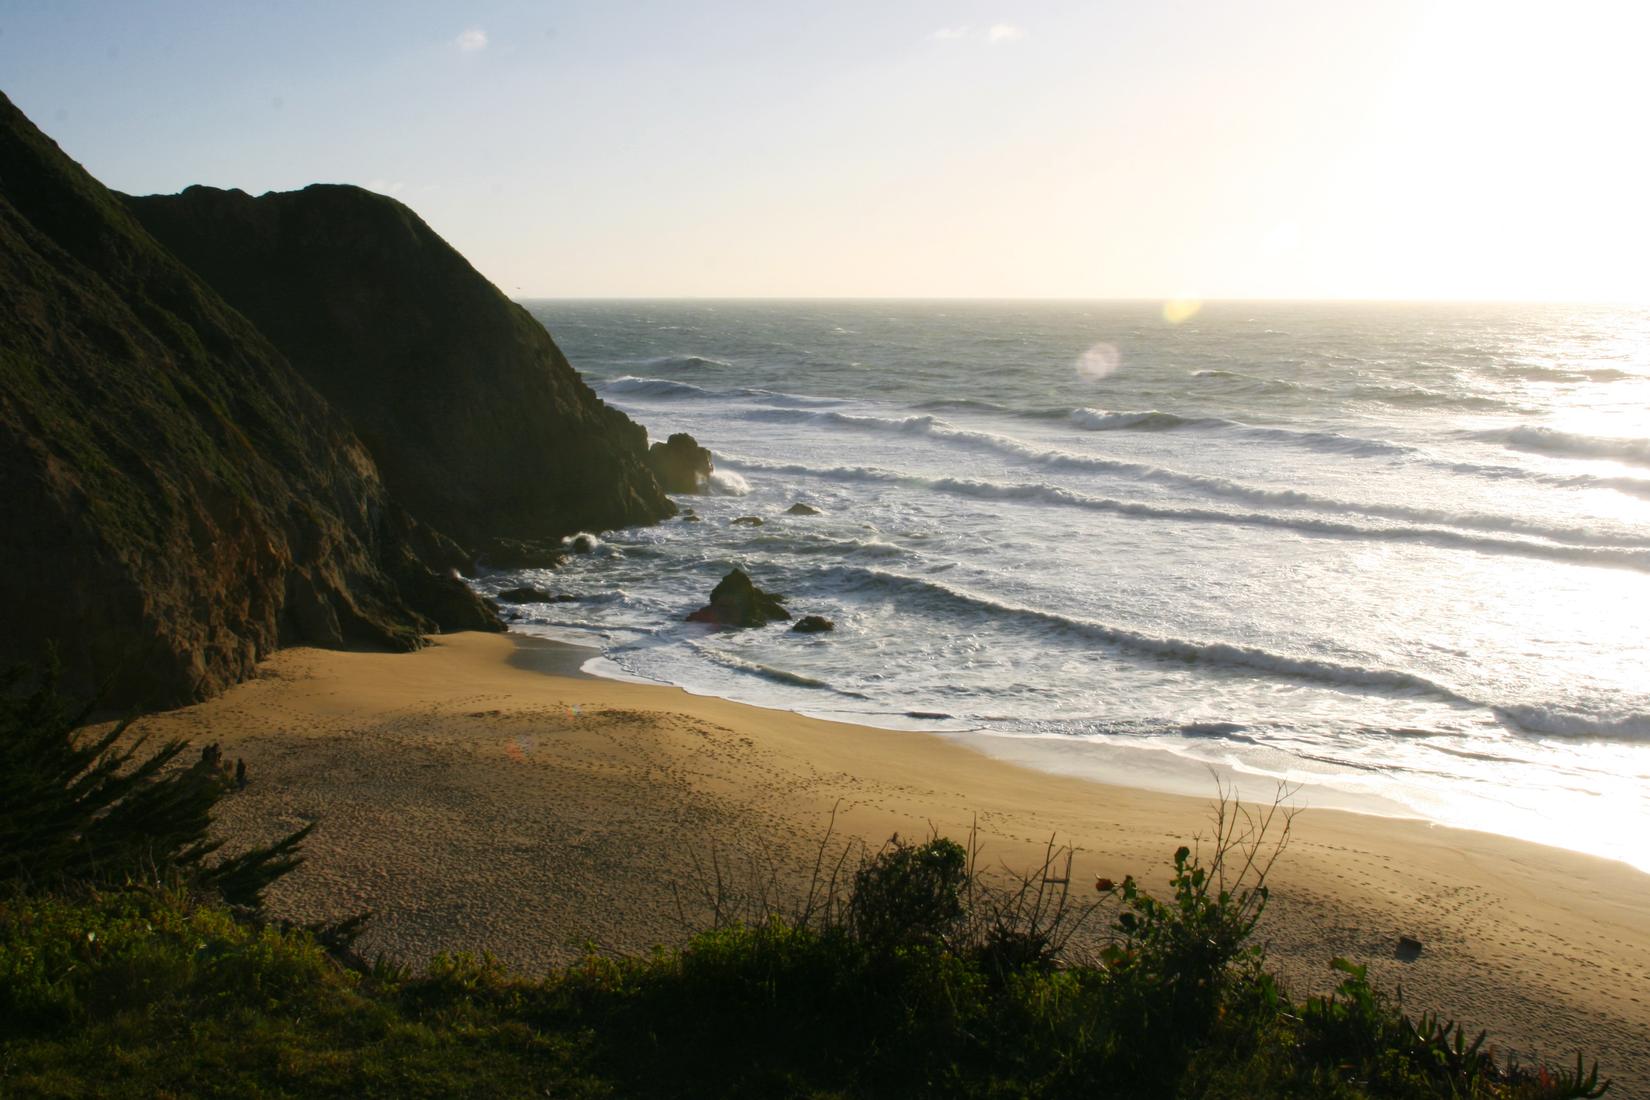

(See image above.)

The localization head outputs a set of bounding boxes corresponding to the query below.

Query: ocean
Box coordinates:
[494,300,1650,870]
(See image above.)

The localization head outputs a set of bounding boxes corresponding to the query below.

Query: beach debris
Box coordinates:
[732,515,764,526]
[792,615,835,633]
[785,502,822,515]
[686,568,790,628]
[200,743,222,769]
[1395,935,1424,962]
[646,432,714,493]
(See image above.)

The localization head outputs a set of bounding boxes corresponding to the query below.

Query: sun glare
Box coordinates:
[1343,0,1650,303]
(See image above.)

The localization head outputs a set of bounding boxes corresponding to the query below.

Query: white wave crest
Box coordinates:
[1494,705,1650,741]
[720,454,1650,558]
[603,375,719,398]
[920,476,1650,573]
[1472,425,1650,468]
[562,532,620,556]
[816,563,1476,705]
[640,354,734,370]
[708,470,752,496]
[1069,408,1216,431]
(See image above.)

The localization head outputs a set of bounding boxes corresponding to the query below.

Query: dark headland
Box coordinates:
[0,89,671,708]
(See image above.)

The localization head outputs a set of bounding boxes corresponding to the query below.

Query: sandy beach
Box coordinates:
[135,632,1650,1088]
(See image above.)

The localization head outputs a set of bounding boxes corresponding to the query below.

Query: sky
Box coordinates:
[2,0,1647,301]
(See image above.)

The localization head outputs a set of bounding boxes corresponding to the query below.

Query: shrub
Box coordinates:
[0,659,310,906]
[848,835,968,952]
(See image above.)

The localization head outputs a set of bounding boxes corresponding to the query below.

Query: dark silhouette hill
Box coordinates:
[0,91,499,706]
[126,183,674,558]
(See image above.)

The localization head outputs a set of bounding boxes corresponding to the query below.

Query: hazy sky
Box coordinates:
[4,0,1647,300]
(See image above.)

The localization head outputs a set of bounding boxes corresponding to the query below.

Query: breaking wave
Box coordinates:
[813,563,1477,705]
[720,455,1650,553]
[1469,425,1650,468]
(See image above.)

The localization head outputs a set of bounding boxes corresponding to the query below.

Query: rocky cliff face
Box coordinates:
[0,92,499,707]
[125,183,675,557]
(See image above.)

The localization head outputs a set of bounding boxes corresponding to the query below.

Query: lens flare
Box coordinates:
[1162,298,1203,324]
[1075,342,1121,381]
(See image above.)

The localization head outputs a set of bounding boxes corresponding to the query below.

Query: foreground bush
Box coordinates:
[0,840,1609,1099]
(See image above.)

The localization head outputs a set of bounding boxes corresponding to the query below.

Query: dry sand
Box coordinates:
[138,631,1650,1088]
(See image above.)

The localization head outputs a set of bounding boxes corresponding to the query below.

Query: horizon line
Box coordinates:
[510,294,1648,307]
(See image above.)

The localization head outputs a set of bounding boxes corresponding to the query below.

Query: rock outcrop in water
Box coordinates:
[0,92,499,706]
[124,183,675,553]
[686,570,790,628]
[645,432,713,494]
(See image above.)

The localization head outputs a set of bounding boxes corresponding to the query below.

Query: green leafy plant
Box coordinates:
[1099,785,1291,1063]
[0,659,310,906]
[848,834,969,952]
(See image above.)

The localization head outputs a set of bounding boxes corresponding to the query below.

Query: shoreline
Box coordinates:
[511,625,1636,873]
[140,631,1650,1089]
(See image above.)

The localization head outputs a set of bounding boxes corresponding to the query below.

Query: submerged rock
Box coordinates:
[732,516,765,527]
[785,502,822,516]
[791,615,835,634]
[646,432,714,494]
[686,569,790,628]
[477,538,569,571]
[496,586,560,604]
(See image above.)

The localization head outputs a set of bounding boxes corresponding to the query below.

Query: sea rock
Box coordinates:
[393,565,504,634]
[496,586,559,604]
[785,502,822,516]
[476,538,570,571]
[791,616,835,633]
[0,92,499,707]
[685,569,790,628]
[732,516,765,527]
[646,432,714,494]
[125,182,677,549]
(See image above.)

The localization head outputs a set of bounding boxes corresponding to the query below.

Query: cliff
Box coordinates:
[125,183,675,556]
[0,92,499,707]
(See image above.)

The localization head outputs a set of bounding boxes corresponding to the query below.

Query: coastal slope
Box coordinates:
[0,91,498,706]
[126,184,675,556]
